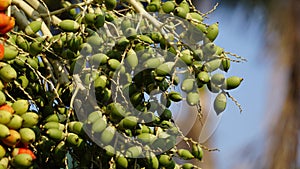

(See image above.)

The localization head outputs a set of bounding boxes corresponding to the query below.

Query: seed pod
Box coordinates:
[19,128,36,144]
[206,22,219,42]
[12,99,29,115]
[46,128,65,141]
[125,49,138,69]
[21,112,39,128]
[186,12,203,22]
[3,45,18,60]
[192,143,203,161]
[204,59,221,72]
[182,163,194,169]
[174,7,188,18]
[156,61,174,76]
[168,91,182,102]
[211,73,225,85]
[43,121,65,130]
[7,114,23,129]
[181,78,195,92]
[159,154,172,166]
[45,114,66,123]
[162,1,175,13]
[100,126,116,145]
[59,19,80,32]
[11,154,33,168]
[223,76,243,90]
[0,64,17,82]
[137,133,156,144]
[0,123,9,138]
[87,110,102,124]
[68,121,84,135]
[105,0,117,10]
[0,145,5,159]
[220,58,230,72]
[25,21,42,36]
[186,92,200,106]
[125,146,142,158]
[177,149,194,160]
[116,155,128,169]
[0,110,12,124]
[0,91,5,106]
[2,129,21,146]
[214,92,227,115]
[0,17,15,34]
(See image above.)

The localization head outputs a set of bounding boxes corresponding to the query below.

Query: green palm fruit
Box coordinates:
[179,0,190,13]
[149,32,162,43]
[145,152,159,169]
[68,121,84,135]
[214,92,227,115]
[206,22,219,42]
[155,61,175,76]
[86,34,103,47]
[21,112,39,128]
[79,43,92,56]
[87,110,102,124]
[125,49,138,69]
[144,58,163,68]
[102,88,112,102]
[11,154,33,168]
[125,27,137,39]
[0,157,8,169]
[168,91,182,102]
[66,133,82,146]
[92,117,107,134]
[0,123,10,138]
[203,42,218,57]
[29,41,43,56]
[108,59,121,70]
[0,91,6,106]
[46,128,66,141]
[100,125,116,145]
[197,71,210,84]
[180,50,193,65]
[43,121,65,130]
[105,0,117,10]
[116,37,130,50]
[216,46,224,55]
[146,0,161,12]
[4,45,18,60]
[139,35,154,44]
[6,115,23,129]
[120,116,138,129]
[207,82,221,93]
[84,13,96,25]
[90,54,108,66]
[182,163,194,169]
[220,58,230,72]
[204,59,221,72]
[59,19,80,32]
[177,149,194,160]
[195,22,207,34]
[125,146,142,158]
[130,92,143,106]
[116,155,128,169]
[121,18,132,32]
[186,12,203,22]
[104,145,115,156]
[174,7,188,18]
[95,13,105,28]
[162,1,175,13]
[0,110,12,124]
[137,133,156,144]
[0,145,5,159]
[0,64,17,82]
[12,99,29,115]
[187,92,199,106]
[211,73,225,85]
[94,75,107,90]
[160,108,172,120]
[17,75,29,89]
[159,154,172,166]
[45,114,67,123]
[192,143,203,161]
[0,80,4,91]
[181,78,195,92]
[223,76,243,90]
[106,102,126,121]
[19,128,36,144]
[25,21,42,36]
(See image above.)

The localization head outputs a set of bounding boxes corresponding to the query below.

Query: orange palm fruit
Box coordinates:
[0,103,14,114]
[0,43,4,60]
[0,13,10,28]
[0,0,11,11]
[0,16,15,34]
[2,129,21,147]
[12,148,36,160]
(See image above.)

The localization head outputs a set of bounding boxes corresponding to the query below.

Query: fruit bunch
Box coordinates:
[0,0,245,168]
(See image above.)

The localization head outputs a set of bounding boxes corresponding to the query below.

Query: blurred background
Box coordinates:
[185,0,300,168]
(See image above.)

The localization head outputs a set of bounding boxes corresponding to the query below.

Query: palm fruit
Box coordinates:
[95,13,105,28]
[0,110,12,124]
[186,12,203,22]
[211,73,225,85]
[66,133,83,147]
[45,114,66,123]
[182,163,194,169]
[214,92,227,115]
[204,59,221,72]
[202,42,217,57]
[174,7,188,18]
[220,58,230,72]
[3,45,18,60]
[12,148,36,160]
[0,91,5,106]
[177,149,194,160]
[84,13,96,25]
[105,0,117,10]
[59,19,80,32]
[7,114,23,129]
[0,44,3,60]
[2,129,21,146]
[137,132,156,144]
[0,124,9,139]
[46,128,65,141]
[146,0,160,12]
[100,125,116,145]
[206,22,219,42]
[29,41,43,56]
[0,17,15,34]
[0,104,14,114]
[125,146,142,158]
[179,0,190,13]
[68,121,84,135]
[155,62,175,76]
[43,121,64,130]
[144,58,163,68]
[0,157,8,169]
[91,117,107,134]
[25,21,42,36]
[17,75,29,89]
[104,145,115,156]
[207,82,221,93]
[108,59,121,70]
[186,92,199,106]
[0,13,10,28]
[162,1,175,13]
[87,110,102,124]
[0,145,5,158]
[19,128,36,144]
[160,108,172,120]
[0,64,17,82]
[168,91,182,102]
[125,48,138,69]
[116,155,128,169]
[11,153,33,168]
[146,151,159,169]
[12,99,29,115]
[21,112,39,128]
[0,0,11,11]
[119,116,138,129]
[181,78,195,92]
[159,154,172,166]
[106,102,126,121]
[90,53,108,66]
[223,76,243,90]
[192,143,203,161]
[197,71,210,84]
